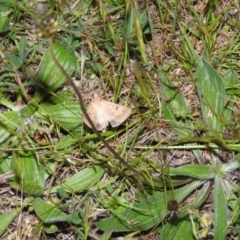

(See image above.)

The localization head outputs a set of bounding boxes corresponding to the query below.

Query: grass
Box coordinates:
[0,0,240,239]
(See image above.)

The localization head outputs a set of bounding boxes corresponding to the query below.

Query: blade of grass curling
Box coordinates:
[134,9,147,63]
[134,63,152,107]
[195,59,225,134]
[213,175,227,240]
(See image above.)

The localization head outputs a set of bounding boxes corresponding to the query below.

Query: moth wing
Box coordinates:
[83,98,131,131]
[83,98,109,131]
[103,102,132,127]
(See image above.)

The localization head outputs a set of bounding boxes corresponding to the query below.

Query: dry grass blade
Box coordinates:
[0,172,14,184]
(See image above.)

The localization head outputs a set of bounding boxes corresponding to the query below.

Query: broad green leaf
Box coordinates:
[0,111,20,144]
[37,42,77,92]
[161,217,195,240]
[159,72,193,137]
[222,153,240,171]
[0,154,12,173]
[38,102,82,131]
[213,176,227,240]
[169,164,215,180]
[223,70,238,131]
[0,13,10,33]
[0,208,21,236]
[40,90,75,107]
[4,53,22,71]
[195,59,225,133]
[183,181,212,210]
[33,198,69,223]
[97,180,205,232]
[50,165,104,193]
[20,43,78,117]
[11,151,47,196]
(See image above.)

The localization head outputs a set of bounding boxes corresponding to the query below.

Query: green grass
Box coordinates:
[0,0,240,239]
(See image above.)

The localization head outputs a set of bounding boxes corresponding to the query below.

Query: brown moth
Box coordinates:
[83,97,132,131]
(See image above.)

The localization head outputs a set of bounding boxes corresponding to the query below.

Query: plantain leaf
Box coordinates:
[195,59,225,133]
[4,53,22,71]
[159,72,193,137]
[161,217,196,240]
[97,180,205,232]
[50,165,104,193]
[213,175,227,240]
[222,70,238,131]
[0,111,23,144]
[169,164,215,180]
[20,42,77,117]
[33,198,69,223]
[34,42,77,102]
[0,208,21,236]
[11,151,47,196]
[0,13,10,34]
[38,102,82,131]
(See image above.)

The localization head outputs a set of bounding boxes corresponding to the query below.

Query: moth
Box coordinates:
[83,97,132,131]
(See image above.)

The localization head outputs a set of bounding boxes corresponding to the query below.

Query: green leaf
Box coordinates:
[97,180,205,232]
[36,42,77,92]
[195,59,225,133]
[4,53,22,71]
[70,211,84,225]
[39,102,82,131]
[0,111,20,144]
[32,198,69,223]
[159,72,193,137]
[51,165,104,193]
[43,224,58,234]
[0,208,21,236]
[57,187,67,199]
[18,36,27,63]
[11,151,47,196]
[161,217,195,240]
[213,176,227,240]
[223,70,238,130]
[0,13,10,33]
[99,230,113,240]
[222,153,240,171]
[183,181,212,210]
[169,164,215,180]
